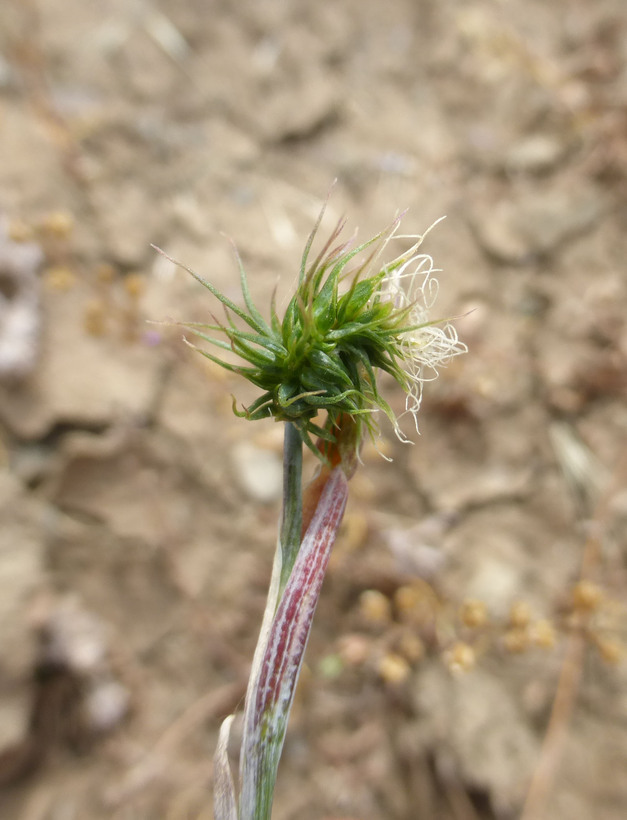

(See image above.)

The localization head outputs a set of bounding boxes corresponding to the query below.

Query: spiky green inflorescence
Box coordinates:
[178,207,461,458]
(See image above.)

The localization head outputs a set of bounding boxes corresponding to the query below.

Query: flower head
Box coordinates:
[173,204,466,457]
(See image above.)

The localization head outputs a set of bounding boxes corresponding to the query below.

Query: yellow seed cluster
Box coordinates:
[123,273,145,299]
[83,299,108,336]
[6,208,148,347]
[73,262,149,342]
[45,265,77,291]
[358,590,392,626]
[95,263,117,285]
[377,652,411,684]
[446,641,476,673]
[40,210,74,239]
[460,598,488,629]
[342,571,623,689]
[529,619,556,649]
[594,635,624,665]
[509,600,531,629]
[7,219,34,243]
[393,580,438,627]
[394,584,421,614]
[572,580,603,613]
[396,631,425,663]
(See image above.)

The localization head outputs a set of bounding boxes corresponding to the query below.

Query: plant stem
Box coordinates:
[279,422,303,595]
[238,465,348,820]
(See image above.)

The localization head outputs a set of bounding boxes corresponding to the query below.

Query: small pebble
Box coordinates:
[231,441,282,503]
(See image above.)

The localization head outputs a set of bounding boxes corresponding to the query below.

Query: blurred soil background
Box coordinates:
[0,1,627,818]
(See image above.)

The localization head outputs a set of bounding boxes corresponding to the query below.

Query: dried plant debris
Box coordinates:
[0,217,43,379]
[0,596,130,788]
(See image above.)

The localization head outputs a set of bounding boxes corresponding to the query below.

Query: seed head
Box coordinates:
[171,203,466,458]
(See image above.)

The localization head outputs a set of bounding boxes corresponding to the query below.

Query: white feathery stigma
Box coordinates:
[381,235,467,438]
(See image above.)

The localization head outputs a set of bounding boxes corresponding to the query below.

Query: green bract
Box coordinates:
[178,207,458,457]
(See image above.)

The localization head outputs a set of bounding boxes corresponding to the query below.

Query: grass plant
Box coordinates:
[169,197,466,820]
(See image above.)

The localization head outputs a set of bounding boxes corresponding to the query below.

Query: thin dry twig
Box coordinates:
[104,679,246,808]
[8,0,87,183]
[520,446,627,820]
[518,627,585,820]
[444,776,483,820]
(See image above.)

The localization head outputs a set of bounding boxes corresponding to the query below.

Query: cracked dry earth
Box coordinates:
[1,1,627,819]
